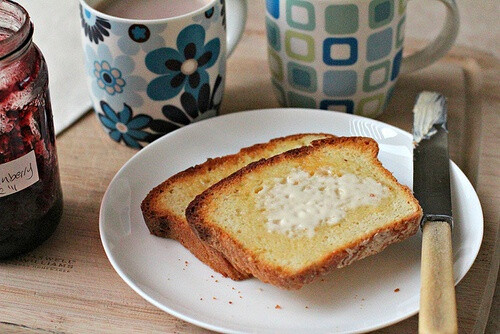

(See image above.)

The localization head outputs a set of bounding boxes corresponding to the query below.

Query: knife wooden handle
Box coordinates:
[419,221,457,334]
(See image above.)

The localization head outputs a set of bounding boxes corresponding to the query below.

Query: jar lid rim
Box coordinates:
[0,0,31,60]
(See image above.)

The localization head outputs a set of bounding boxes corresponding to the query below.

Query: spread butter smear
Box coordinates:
[412,91,447,144]
[256,168,389,238]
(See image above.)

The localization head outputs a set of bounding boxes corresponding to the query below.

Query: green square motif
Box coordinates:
[285,30,315,62]
[356,94,385,117]
[369,0,394,29]
[325,5,359,35]
[363,60,390,92]
[286,0,316,31]
[396,16,405,48]
[272,79,287,106]
[287,62,317,93]
[287,91,316,108]
[268,47,284,82]
[398,0,407,15]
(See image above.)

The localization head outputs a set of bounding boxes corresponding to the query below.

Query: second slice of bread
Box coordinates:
[186,137,423,289]
[141,133,335,280]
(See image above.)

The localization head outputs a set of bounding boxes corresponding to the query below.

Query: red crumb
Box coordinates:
[275,304,282,309]
[211,275,214,278]
[394,288,400,292]
[185,261,189,265]
[229,301,233,304]
[370,193,375,197]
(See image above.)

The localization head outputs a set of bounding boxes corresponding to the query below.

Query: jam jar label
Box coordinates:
[0,150,40,197]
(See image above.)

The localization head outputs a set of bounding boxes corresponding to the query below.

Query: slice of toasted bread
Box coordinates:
[141,133,335,280]
[186,137,423,289]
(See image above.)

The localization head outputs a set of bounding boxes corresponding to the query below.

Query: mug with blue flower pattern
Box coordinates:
[79,0,247,148]
[266,0,459,117]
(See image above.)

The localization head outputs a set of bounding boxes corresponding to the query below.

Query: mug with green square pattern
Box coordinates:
[266,0,459,117]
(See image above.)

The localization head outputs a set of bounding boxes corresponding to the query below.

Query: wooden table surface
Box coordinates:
[1,1,499,333]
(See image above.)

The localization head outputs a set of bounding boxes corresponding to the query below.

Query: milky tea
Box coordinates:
[96,0,211,20]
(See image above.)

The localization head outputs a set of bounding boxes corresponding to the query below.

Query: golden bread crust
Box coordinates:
[141,133,335,280]
[186,137,423,289]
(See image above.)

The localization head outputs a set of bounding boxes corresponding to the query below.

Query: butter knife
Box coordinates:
[413,92,458,334]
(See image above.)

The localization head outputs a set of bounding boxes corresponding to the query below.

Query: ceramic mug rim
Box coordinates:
[79,0,218,25]
[270,0,402,5]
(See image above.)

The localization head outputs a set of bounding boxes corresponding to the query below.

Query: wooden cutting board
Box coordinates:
[1,1,498,332]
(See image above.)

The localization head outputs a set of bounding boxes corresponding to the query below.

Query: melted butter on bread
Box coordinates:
[256,168,389,238]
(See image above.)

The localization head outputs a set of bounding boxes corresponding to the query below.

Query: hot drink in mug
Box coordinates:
[96,0,212,20]
[80,0,247,148]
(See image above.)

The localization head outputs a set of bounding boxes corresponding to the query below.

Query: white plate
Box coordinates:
[100,109,483,333]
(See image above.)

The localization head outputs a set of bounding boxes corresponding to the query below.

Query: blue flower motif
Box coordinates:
[130,26,147,40]
[85,44,147,108]
[220,0,226,28]
[145,24,220,101]
[80,4,111,44]
[193,4,221,30]
[98,101,152,149]
[148,75,224,140]
[93,60,125,95]
[111,21,167,56]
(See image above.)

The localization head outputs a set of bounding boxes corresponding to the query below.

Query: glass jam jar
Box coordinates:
[0,1,63,258]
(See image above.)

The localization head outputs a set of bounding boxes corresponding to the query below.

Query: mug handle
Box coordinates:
[225,0,248,57]
[400,0,459,74]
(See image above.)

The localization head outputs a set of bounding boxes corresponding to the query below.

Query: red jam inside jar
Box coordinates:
[0,1,63,258]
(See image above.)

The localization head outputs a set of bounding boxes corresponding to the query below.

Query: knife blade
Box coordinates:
[413,92,453,224]
[413,92,457,334]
